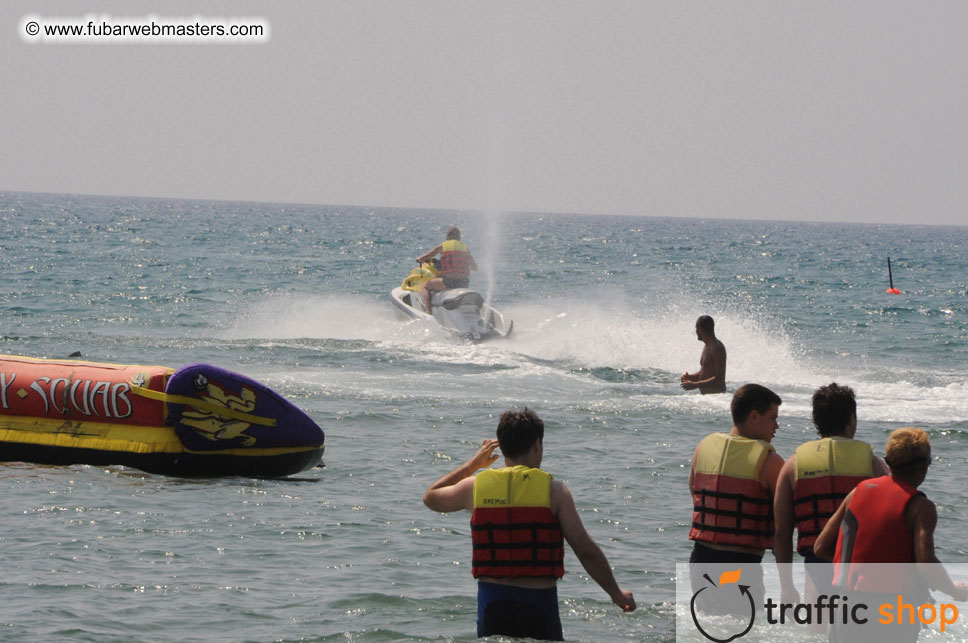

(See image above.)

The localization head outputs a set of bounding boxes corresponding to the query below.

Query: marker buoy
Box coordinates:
[886,257,900,295]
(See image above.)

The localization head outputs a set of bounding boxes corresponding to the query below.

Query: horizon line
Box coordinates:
[2,188,964,230]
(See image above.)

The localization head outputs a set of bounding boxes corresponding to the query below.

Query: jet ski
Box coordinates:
[390,261,513,341]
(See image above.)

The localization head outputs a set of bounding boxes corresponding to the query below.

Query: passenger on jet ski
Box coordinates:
[416,226,478,313]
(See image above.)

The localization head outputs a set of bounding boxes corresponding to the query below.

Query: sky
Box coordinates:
[3,1,966,225]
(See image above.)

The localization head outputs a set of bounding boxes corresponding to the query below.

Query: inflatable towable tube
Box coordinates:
[0,355,325,477]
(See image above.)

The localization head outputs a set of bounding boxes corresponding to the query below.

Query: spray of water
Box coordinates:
[220,291,968,428]
[480,210,502,309]
[221,290,814,382]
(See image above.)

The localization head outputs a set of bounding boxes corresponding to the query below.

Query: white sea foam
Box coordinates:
[497,295,822,386]
[223,291,968,427]
[221,292,404,342]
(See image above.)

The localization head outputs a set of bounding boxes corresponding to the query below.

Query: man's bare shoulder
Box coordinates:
[549,479,585,536]
[909,493,937,524]
[702,340,726,357]
[424,475,477,513]
[549,478,571,510]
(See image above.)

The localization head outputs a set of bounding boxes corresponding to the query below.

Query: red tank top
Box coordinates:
[833,475,921,592]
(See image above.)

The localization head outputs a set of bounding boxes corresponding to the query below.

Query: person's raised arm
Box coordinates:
[813,489,852,561]
[417,243,443,265]
[552,481,636,612]
[773,456,800,604]
[423,439,500,513]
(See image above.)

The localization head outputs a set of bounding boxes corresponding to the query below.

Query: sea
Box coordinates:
[0,191,966,642]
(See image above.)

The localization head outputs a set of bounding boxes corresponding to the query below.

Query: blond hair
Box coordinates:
[885,427,931,472]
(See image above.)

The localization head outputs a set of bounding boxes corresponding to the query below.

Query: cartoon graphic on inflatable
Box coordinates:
[180,381,260,446]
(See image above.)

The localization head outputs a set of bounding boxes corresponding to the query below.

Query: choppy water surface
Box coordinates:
[1,192,966,641]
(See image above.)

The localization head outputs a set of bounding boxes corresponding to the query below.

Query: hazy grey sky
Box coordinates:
[3,1,966,224]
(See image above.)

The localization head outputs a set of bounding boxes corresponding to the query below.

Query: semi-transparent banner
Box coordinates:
[676,562,968,642]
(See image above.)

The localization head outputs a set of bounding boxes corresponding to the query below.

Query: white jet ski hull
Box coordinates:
[390,287,512,341]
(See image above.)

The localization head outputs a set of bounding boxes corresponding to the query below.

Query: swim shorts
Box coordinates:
[476,581,563,640]
[803,552,834,593]
[443,276,469,289]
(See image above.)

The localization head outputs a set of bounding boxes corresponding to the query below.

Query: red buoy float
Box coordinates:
[886,257,900,295]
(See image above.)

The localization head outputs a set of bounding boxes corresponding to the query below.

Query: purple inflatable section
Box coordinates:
[165,363,324,452]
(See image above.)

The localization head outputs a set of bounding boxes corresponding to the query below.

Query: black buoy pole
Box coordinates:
[886,257,900,294]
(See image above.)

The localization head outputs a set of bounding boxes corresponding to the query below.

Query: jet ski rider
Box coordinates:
[416,226,478,314]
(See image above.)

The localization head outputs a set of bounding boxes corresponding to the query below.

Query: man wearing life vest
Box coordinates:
[416,226,478,314]
[773,383,888,609]
[423,408,635,640]
[688,383,785,613]
[814,428,967,642]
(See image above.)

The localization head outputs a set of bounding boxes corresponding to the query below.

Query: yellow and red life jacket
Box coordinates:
[833,475,922,592]
[690,433,775,551]
[440,239,471,278]
[471,466,565,579]
[793,437,873,555]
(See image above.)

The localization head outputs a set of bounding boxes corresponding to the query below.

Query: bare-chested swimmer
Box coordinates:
[680,315,727,394]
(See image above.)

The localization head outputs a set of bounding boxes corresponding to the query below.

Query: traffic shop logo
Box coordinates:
[690,569,755,642]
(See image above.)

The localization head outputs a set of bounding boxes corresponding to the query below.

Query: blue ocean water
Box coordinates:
[0,192,966,641]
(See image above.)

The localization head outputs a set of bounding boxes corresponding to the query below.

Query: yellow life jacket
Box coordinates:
[440,239,470,278]
[690,433,775,550]
[793,437,873,554]
[471,466,565,579]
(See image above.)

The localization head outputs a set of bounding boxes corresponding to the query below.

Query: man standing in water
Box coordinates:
[422,408,636,640]
[689,384,785,613]
[681,315,727,394]
[814,427,967,642]
[773,383,888,610]
[416,226,477,314]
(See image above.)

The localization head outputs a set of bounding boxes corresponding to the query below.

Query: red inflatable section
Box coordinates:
[0,356,172,427]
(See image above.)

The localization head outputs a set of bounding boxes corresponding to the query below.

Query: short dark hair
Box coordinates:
[496,408,544,458]
[446,226,461,241]
[812,383,857,437]
[696,315,714,334]
[730,383,782,426]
